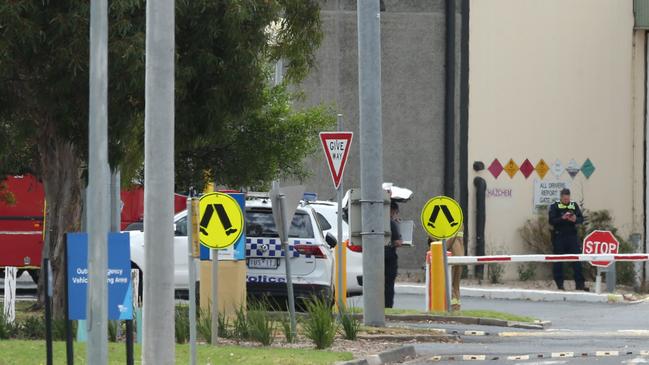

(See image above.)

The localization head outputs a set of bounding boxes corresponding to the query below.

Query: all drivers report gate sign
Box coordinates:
[319,132,353,189]
[583,230,619,267]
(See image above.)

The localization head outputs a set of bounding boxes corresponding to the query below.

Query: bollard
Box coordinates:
[427,242,447,312]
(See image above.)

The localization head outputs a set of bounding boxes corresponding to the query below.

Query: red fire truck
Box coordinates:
[0,174,186,283]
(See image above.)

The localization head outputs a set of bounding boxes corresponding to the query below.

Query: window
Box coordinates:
[245,210,314,238]
[175,216,188,236]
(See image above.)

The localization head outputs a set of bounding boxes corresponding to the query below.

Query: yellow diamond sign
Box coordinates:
[503,159,519,178]
[535,159,549,179]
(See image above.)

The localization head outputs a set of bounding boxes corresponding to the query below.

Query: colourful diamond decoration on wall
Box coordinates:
[551,159,564,178]
[503,159,519,178]
[566,158,580,179]
[581,158,596,178]
[535,159,549,179]
[488,159,503,179]
[519,159,534,179]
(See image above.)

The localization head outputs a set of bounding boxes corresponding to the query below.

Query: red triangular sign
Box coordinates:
[319,132,353,189]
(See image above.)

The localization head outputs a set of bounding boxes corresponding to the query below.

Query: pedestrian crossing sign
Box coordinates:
[199,192,244,249]
[420,196,463,239]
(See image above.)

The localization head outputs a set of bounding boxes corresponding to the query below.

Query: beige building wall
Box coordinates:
[467,0,644,279]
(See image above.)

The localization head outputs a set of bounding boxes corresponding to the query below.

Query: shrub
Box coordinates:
[197,308,212,343]
[0,312,18,339]
[247,303,275,346]
[302,296,337,349]
[338,311,360,341]
[108,321,118,342]
[19,316,45,340]
[517,263,536,282]
[488,264,503,284]
[175,305,190,344]
[218,312,231,339]
[278,313,295,343]
[232,304,250,341]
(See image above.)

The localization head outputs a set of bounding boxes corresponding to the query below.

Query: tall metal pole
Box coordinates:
[335,114,347,311]
[357,0,385,326]
[272,181,297,336]
[87,0,110,363]
[210,249,219,345]
[143,0,175,363]
[187,198,197,365]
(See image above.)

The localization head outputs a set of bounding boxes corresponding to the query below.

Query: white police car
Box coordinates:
[245,195,335,302]
[128,195,335,302]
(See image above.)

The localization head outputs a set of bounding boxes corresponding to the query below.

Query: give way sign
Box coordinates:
[582,230,619,267]
[319,132,353,189]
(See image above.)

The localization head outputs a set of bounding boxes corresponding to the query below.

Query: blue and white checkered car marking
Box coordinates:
[245,238,316,258]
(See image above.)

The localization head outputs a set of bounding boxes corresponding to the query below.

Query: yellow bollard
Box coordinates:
[429,241,446,312]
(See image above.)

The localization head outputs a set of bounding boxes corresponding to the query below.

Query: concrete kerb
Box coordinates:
[336,345,418,365]
[396,283,625,303]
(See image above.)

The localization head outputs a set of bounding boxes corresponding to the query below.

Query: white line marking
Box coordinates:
[507,355,530,360]
[595,351,619,356]
[463,355,486,360]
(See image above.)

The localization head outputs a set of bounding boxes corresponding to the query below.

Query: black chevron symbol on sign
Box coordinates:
[199,203,238,236]
[427,205,458,229]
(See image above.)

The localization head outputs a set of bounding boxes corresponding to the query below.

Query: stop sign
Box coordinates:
[582,230,619,267]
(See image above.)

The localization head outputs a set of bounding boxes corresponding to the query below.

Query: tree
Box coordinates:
[0,0,328,316]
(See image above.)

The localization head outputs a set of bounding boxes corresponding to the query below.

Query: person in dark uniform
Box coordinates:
[548,188,588,291]
[385,201,403,308]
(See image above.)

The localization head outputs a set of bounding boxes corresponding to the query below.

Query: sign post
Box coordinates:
[583,230,620,293]
[198,192,244,345]
[320,121,354,312]
[270,183,305,339]
[420,196,464,312]
[186,196,198,365]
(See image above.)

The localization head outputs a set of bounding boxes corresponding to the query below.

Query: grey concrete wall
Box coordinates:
[292,0,463,273]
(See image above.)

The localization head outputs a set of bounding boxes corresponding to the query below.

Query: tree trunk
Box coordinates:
[37,126,83,319]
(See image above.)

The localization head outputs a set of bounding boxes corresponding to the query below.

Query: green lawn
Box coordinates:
[0,340,353,365]
[348,307,537,323]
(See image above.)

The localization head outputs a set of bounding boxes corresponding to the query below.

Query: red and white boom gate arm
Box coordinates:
[446,253,649,265]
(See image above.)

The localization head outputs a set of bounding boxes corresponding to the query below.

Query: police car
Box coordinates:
[129,194,335,301]
[245,194,335,302]
[307,201,363,296]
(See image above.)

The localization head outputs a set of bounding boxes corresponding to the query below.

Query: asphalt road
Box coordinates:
[353,288,649,364]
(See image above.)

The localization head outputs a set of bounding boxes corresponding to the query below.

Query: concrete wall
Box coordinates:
[467,0,644,279]
[294,0,463,272]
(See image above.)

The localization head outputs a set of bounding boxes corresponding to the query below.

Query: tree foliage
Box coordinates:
[0,0,328,315]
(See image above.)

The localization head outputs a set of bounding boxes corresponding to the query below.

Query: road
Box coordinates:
[352,288,649,364]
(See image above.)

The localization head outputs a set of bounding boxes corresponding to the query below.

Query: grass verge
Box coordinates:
[349,307,537,323]
[0,340,353,365]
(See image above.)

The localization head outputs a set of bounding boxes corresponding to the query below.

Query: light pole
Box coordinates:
[142,0,176,363]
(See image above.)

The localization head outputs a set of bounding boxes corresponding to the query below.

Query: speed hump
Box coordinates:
[420,196,463,239]
[199,192,244,249]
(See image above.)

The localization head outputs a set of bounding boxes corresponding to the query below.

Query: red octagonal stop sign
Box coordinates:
[582,230,619,267]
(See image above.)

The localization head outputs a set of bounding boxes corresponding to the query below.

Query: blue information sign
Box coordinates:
[67,232,133,320]
[200,192,246,261]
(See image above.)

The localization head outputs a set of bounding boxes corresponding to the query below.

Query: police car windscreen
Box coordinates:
[245,210,314,238]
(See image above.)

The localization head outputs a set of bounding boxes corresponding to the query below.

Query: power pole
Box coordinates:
[87,0,110,363]
[142,0,175,364]
[357,0,385,326]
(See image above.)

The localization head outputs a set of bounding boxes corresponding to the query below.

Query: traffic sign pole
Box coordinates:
[334,114,347,312]
[277,185,297,337]
[186,197,197,365]
[211,249,219,345]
